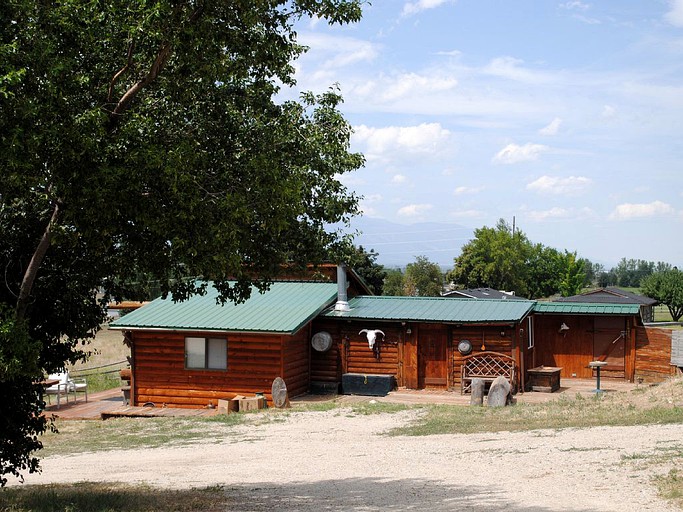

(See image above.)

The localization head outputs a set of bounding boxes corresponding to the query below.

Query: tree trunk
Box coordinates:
[16,201,60,321]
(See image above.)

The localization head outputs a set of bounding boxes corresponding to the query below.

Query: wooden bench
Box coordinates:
[461,351,516,394]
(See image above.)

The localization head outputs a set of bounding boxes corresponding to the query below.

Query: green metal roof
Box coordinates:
[323,296,535,323]
[532,302,641,315]
[110,281,338,334]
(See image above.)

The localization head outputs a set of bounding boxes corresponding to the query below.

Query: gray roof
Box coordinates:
[554,287,657,306]
[443,288,526,300]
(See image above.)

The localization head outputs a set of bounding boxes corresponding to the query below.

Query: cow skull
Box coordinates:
[359,329,385,349]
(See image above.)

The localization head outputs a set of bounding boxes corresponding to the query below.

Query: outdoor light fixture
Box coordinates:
[559,322,570,334]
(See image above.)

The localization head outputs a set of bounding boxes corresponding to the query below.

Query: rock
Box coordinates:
[470,378,485,406]
[487,376,511,407]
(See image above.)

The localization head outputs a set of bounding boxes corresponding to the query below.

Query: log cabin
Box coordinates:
[109,263,372,409]
[111,267,676,409]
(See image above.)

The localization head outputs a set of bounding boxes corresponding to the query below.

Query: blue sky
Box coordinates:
[288,1,683,268]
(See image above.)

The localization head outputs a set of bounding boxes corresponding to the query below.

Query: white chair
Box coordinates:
[45,372,88,407]
[44,372,70,408]
[70,376,88,403]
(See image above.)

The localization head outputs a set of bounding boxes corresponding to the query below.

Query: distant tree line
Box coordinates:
[356,220,679,309]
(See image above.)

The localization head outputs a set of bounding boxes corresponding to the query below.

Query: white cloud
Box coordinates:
[666,0,683,27]
[391,174,408,184]
[526,175,592,195]
[526,207,571,222]
[298,33,378,69]
[435,49,462,57]
[450,209,484,219]
[397,203,433,217]
[402,0,450,17]
[601,105,617,119]
[352,123,452,160]
[355,72,458,103]
[493,143,550,164]
[359,194,382,217]
[453,186,484,196]
[539,117,562,136]
[483,57,555,84]
[560,1,590,11]
[609,201,676,220]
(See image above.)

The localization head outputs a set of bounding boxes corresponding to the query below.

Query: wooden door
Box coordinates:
[594,317,625,375]
[418,327,448,388]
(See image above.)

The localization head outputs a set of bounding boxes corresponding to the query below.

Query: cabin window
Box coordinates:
[185,337,227,370]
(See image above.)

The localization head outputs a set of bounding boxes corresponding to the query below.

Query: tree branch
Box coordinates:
[110,41,172,121]
[107,40,135,104]
[16,200,61,321]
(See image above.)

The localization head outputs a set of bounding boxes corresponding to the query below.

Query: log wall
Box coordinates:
[130,330,300,408]
[342,322,401,376]
[283,328,311,398]
[450,326,514,389]
[310,320,343,384]
[635,326,676,382]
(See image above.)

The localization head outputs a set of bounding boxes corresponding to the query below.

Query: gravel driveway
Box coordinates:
[14,408,682,511]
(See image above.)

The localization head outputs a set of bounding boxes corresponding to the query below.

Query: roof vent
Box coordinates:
[335,263,350,312]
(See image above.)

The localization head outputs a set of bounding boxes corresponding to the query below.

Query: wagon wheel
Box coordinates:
[271,377,290,408]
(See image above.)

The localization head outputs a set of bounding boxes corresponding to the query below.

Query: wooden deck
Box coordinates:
[44,378,643,420]
[100,406,218,419]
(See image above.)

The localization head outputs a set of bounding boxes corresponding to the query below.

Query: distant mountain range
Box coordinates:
[341,217,474,269]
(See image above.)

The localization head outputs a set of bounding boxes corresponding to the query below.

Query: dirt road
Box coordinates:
[14,409,682,511]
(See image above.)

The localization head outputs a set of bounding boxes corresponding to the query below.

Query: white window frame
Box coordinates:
[185,337,227,370]
[527,317,534,349]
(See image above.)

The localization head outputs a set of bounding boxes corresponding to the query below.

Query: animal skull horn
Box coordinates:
[359,329,385,349]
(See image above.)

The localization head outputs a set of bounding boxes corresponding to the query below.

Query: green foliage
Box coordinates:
[611,258,664,288]
[404,256,443,297]
[447,219,532,297]
[558,251,586,297]
[0,0,363,484]
[347,246,386,295]
[382,268,406,296]
[641,270,683,321]
[526,244,564,299]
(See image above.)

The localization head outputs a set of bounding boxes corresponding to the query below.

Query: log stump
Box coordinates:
[487,376,511,407]
[470,378,485,406]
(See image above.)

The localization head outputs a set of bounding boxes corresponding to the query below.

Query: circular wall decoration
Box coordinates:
[311,331,333,352]
[457,339,473,355]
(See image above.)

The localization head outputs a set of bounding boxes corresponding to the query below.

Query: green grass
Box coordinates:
[39,415,246,456]
[0,483,228,512]
[389,392,683,437]
[656,470,683,508]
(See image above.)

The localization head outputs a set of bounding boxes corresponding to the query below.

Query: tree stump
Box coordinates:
[487,376,511,407]
[271,377,290,408]
[470,378,485,406]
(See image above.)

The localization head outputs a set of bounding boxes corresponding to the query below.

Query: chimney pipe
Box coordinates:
[335,263,350,312]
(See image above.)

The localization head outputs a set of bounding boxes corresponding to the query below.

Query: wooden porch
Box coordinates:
[44,378,643,420]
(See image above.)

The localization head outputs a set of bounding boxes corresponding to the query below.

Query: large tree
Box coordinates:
[641,269,683,322]
[0,0,363,485]
[447,219,531,297]
[348,246,386,295]
[404,256,443,297]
